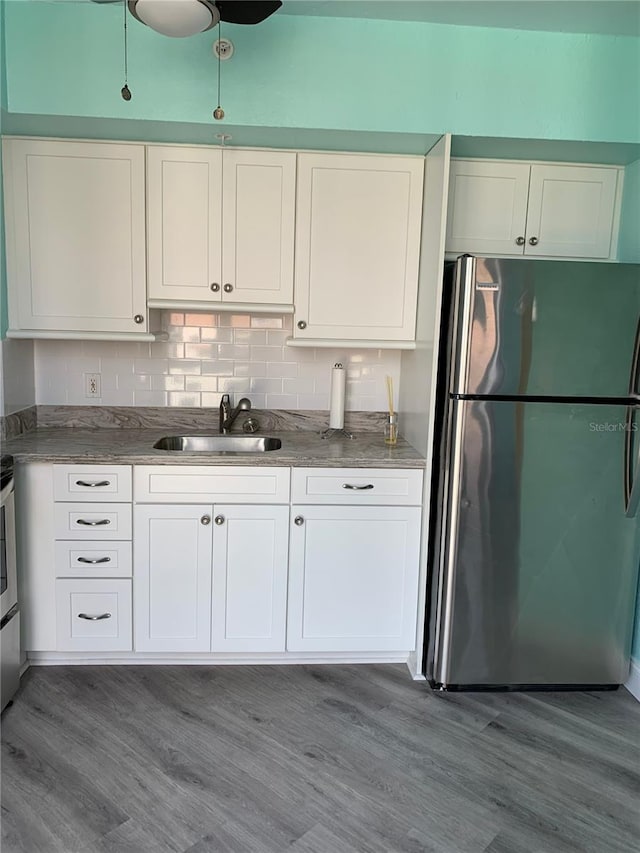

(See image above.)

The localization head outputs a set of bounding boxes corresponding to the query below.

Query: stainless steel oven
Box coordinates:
[1,454,20,711]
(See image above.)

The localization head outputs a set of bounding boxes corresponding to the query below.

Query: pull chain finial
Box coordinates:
[121,0,132,100]
[213,21,224,120]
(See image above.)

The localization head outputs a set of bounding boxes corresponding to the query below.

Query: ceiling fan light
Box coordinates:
[128,0,220,37]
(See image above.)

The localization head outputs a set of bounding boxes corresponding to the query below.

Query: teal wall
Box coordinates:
[619,159,640,262]
[3,3,639,144]
[1,0,7,339]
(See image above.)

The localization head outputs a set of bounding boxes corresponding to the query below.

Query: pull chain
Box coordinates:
[213,21,224,120]
[121,0,132,100]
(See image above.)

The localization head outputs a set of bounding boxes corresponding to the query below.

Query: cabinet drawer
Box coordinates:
[134,466,290,504]
[55,541,132,578]
[53,465,132,502]
[55,579,132,651]
[54,503,132,540]
[291,468,423,505]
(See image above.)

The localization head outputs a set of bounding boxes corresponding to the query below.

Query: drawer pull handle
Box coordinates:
[75,480,111,488]
[342,483,375,490]
[77,519,111,526]
[78,612,112,621]
[77,556,112,564]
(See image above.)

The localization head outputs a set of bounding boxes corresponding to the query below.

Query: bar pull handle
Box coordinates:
[76,518,111,526]
[342,483,374,491]
[77,556,112,564]
[75,480,111,488]
[78,613,111,621]
[624,406,640,518]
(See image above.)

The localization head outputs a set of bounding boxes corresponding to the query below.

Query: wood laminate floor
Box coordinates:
[1,665,638,853]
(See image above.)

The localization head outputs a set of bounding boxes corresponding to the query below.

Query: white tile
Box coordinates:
[251,315,284,329]
[265,393,298,408]
[218,377,251,395]
[201,327,233,343]
[100,357,135,375]
[218,344,250,361]
[233,329,267,346]
[134,390,168,407]
[150,342,185,359]
[168,392,201,407]
[117,373,152,392]
[151,375,185,392]
[250,346,283,363]
[168,326,200,343]
[101,388,135,406]
[297,393,328,410]
[201,361,234,377]
[249,377,283,394]
[266,330,289,347]
[134,358,169,375]
[234,361,266,377]
[186,376,219,393]
[267,361,298,379]
[283,377,315,395]
[184,343,220,360]
[169,360,202,375]
[201,393,223,409]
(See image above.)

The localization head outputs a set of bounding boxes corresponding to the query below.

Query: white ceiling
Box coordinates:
[280,1,640,38]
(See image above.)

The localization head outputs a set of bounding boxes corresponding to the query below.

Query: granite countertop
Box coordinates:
[2,427,425,468]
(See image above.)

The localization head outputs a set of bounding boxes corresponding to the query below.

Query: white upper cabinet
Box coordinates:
[147,145,296,308]
[3,138,148,338]
[446,159,622,259]
[293,152,424,343]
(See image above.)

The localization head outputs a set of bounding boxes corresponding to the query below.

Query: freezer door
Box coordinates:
[450,257,640,399]
[432,399,640,687]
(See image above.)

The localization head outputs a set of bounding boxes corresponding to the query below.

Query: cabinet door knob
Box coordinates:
[515,236,525,246]
[297,321,307,330]
[210,283,220,292]
[214,515,225,525]
[134,314,144,324]
[200,515,211,525]
[528,236,539,246]
[294,516,304,526]
[223,283,233,293]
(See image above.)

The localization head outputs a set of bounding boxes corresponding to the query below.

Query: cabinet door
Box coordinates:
[294,153,423,341]
[134,505,213,652]
[147,146,222,302]
[525,164,619,258]
[212,505,289,652]
[445,159,531,255]
[287,505,421,652]
[221,150,296,306]
[3,139,147,333]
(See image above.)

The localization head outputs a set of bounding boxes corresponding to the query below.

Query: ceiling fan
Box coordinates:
[127,0,282,37]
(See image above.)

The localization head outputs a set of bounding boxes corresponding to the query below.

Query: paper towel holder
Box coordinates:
[321,362,354,440]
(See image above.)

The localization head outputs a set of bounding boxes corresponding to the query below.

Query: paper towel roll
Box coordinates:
[329,363,346,429]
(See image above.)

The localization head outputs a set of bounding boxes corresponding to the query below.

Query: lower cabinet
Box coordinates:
[134,504,213,652]
[133,502,290,653]
[287,505,421,652]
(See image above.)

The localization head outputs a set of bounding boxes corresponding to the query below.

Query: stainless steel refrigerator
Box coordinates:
[425,255,640,689]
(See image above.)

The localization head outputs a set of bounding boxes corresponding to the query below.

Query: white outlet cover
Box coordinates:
[213,38,234,60]
[84,373,101,398]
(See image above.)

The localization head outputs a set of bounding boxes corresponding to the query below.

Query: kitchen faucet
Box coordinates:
[219,394,252,434]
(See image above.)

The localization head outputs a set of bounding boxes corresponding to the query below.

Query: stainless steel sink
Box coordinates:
[153,435,282,453]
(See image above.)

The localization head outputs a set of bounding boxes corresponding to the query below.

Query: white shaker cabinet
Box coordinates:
[211,504,290,653]
[134,504,213,652]
[147,146,296,309]
[446,159,621,259]
[293,152,424,343]
[287,467,423,653]
[2,138,149,338]
[287,505,422,652]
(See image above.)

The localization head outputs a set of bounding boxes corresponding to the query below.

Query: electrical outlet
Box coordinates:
[85,373,101,398]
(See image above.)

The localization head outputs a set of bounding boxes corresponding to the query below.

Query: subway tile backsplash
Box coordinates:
[34,312,402,411]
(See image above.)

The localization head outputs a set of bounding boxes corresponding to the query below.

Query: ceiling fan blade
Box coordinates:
[216,1,282,25]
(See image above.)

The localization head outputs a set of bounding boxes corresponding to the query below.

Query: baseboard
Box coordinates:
[625,657,640,702]
[26,650,412,667]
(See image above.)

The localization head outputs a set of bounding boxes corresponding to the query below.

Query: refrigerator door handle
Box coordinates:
[624,405,640,518]
[450,255,477,395]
